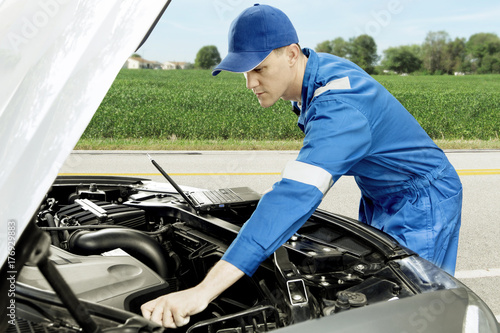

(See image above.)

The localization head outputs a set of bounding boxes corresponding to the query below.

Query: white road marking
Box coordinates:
[455,268,500,279]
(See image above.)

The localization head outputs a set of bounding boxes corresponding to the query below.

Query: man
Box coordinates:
[141,4,463,328]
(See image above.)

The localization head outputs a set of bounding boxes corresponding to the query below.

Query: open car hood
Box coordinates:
[0,0,170,265]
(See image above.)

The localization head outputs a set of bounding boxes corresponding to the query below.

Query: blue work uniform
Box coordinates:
[222,48,462,276]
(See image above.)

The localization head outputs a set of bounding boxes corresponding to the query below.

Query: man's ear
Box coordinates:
[287,44,301,66]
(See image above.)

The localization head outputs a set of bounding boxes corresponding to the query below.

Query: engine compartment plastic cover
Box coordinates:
[17,246,168,309]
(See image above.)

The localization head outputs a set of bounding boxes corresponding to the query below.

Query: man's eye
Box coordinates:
[254,68,262,73]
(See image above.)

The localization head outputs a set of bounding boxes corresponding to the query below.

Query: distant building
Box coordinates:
[123,56,162,69]
[123,56,189,70]
[162,61,188,70]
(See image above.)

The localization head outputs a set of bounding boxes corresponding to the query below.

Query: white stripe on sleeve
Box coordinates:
[313,76,351,99]
[281,161,333,195]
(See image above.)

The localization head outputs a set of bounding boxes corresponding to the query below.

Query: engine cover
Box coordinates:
[57,199,147,229]
[17,246,170,311]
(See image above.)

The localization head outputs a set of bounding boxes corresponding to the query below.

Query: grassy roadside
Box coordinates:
[75,138,500,151]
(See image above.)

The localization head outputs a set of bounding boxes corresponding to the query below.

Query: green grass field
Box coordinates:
[79,70,500,149]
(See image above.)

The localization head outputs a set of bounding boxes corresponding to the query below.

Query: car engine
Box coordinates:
[14,176,419,333]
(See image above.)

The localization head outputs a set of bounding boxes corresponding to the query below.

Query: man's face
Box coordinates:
[244,49,294,108]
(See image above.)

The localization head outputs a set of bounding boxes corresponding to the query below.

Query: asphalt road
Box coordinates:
[60,149,500,321]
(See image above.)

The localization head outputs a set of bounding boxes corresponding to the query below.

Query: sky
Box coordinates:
[137,0,500,64]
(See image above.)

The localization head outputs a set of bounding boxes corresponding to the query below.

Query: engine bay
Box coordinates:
[17,176,418,332]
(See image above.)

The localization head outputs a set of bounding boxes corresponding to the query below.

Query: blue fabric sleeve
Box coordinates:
[222,178,323,276]
[298,98,372,179]
[222,98,372,276]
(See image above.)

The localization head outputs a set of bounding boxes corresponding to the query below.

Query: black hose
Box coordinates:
[40,225,127,231]
[40,224,171,236]
[67,229,170,278]
[44,213,60,247]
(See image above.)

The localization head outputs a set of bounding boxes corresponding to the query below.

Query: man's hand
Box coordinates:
[141,260,245,328]
[141,287,208,328]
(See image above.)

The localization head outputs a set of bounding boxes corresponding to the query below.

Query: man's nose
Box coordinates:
[245,72,258,90]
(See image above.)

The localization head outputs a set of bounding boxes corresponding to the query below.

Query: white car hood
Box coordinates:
[0,0,169,265]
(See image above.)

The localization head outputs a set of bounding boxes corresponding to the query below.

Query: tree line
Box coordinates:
[316,31,500,75]
[193,31,500,75]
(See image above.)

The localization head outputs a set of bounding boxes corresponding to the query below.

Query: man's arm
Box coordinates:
[141,259,244,328]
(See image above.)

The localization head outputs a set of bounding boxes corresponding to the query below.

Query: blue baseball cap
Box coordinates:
[212,4,298,76]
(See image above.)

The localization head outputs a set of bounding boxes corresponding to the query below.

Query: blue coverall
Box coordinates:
[223,48,463,275]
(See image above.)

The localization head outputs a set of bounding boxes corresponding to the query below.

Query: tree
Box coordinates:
[349,35,378,74]
[316,35,377,73]
[466,33,500,73]
[195,45,221,70]
[315,40,332,54]
[330,37,350,58]
[382,45,422,73]
[443,38,467,74]
[479,54,500,74]
[315,37,350,58]
[422,31,450,74]
[314,31,500,75]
